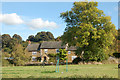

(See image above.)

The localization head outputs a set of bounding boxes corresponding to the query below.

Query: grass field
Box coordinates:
[1,64,118,78]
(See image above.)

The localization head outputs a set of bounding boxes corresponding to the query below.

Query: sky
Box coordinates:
[1,2,118,41]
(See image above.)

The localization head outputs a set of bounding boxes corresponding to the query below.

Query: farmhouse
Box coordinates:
[26,41,77,63]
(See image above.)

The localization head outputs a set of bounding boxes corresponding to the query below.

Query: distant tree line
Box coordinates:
[27,31,55,42]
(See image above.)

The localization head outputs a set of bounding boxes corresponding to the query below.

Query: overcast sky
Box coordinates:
[1,2,118,41]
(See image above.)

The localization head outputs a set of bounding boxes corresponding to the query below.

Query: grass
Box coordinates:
[1,64,118,78]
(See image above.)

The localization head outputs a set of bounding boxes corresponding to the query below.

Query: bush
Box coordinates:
[48,53,56,64]
[72,57,82,64]
[4,47,12,53]
[48,54,56,57]
[2,59,12,66]
[83,47,107,62]
[113,52,120,58]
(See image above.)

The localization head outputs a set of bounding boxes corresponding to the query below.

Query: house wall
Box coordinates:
[67,51,77,63]
[26,51,40,61]
[40,49,77,63]
[41,49,57,54]
[40,49,57,62]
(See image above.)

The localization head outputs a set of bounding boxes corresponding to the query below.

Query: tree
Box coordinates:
[2,34,11,48]
[57,49,67,62]
[46,32,55,40]
[12,34,22,43]
[27,31,55,42]
[7,38,18,51]
[27,35,35,42]
[2,52,11,66]
[21,41,28,49]
[60,1,117,61]
[11,44,29,66]
[118,29,120,40]
[55,36,61,41]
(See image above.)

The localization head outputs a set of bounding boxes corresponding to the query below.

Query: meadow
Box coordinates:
[1,64,118,79]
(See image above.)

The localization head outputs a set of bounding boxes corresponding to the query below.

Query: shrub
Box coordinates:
[2,59,12,66]
[57,49,67,61]
[48,53,56,64]
[48,54,56,57]
[3,47,12,53]
[72,57,82,64]
[113,52,120,58]
[83,47,107,62]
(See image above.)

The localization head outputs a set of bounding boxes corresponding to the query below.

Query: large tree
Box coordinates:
[27,31,55,42]
[11,44,30,66]
[2,34,11,48]
[12,34,22,43]
[60,1,117,61]
[27,35,35,42]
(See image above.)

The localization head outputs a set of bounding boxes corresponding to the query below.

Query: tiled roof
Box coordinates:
[26,43,40,51]
[40,41,65,49]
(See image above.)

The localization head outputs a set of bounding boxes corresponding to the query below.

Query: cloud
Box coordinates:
[26,18,59,30]
[0,13,59,30]
[0,13,24,25]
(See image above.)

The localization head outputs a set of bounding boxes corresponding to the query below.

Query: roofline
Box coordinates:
[40,48,65,49]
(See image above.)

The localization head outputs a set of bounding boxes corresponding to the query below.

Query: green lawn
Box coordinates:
[1,64,118,78]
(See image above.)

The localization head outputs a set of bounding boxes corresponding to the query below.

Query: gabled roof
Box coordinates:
[67,46,77,51]
[26,43,40,51]
[40,41,66,49]
[26,41,77,51]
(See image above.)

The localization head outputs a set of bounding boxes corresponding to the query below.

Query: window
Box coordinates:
[44,49,48,53]
[68,51,71,54]
[72,56,77,60]
[32,57,36,61]
[56,49,59,53]
[32,52,37,55]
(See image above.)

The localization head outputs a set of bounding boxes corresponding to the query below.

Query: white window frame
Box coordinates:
[32,57,36,61]
[68,51,71,54]
[32,51,37,55]
[72,56,77,60]
[44,49,48,53]
[56,49,59,53]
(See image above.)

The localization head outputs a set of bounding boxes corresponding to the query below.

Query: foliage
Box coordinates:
[11,44,30,66]
[57,49,67,61]
[27,35,35,42]
[48,53,56,57]
[48,53,56,63]
[72,57,82,64]
[2,34,11,48]
[12,34,22,43]
[118,29,120,40]
[3,47,12,53]
[83,47,108,62]
[2,34,23,53]
[2,52,12,66]
[27,31,55,42]
[55,36,61,41]
[21,41,28,49]
[113,52,120,58]
[36,57,41,62]
[60,1,117,61]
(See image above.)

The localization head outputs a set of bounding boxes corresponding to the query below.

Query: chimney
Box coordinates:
[65,43,68,50]
[28,40,31,45]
